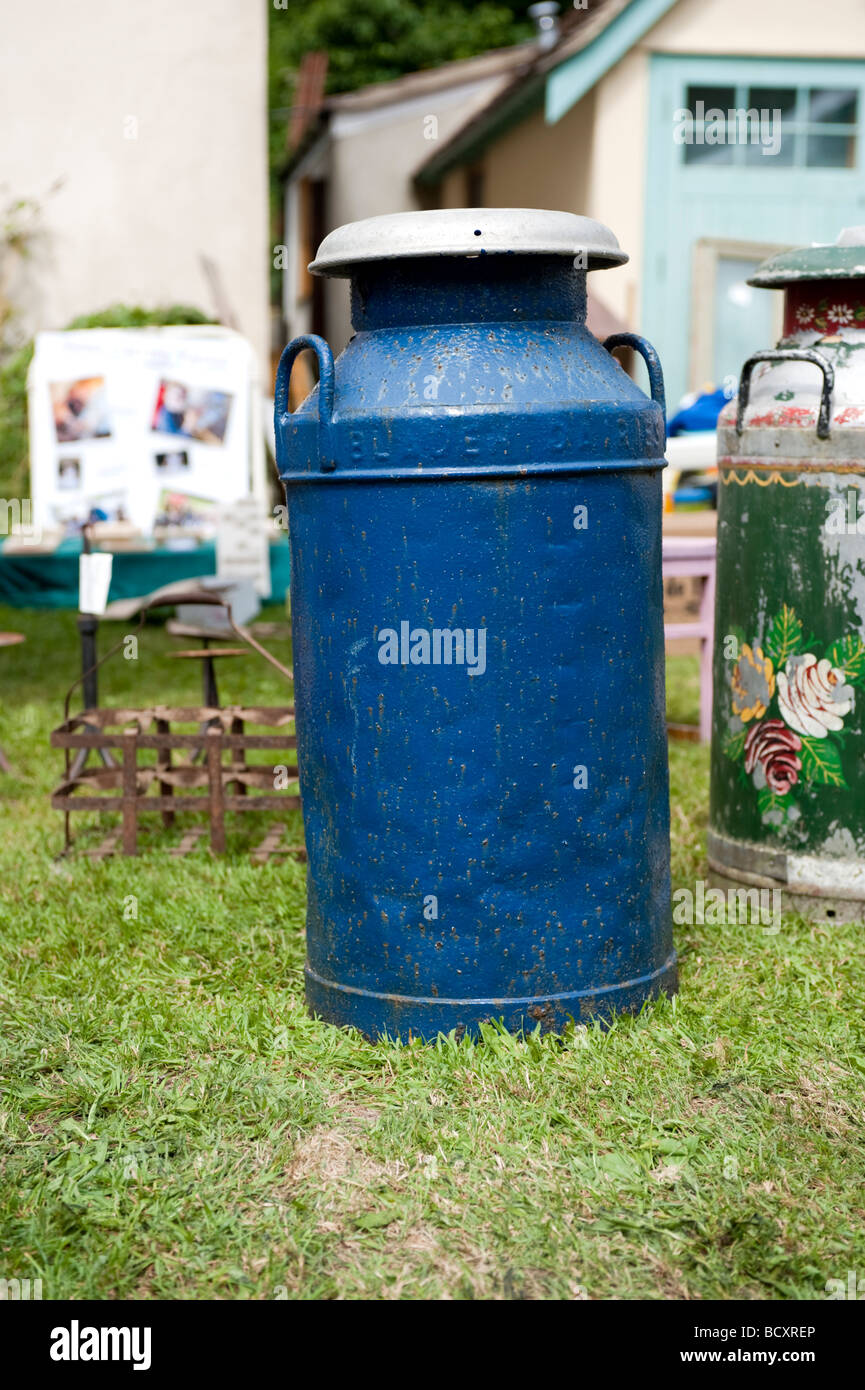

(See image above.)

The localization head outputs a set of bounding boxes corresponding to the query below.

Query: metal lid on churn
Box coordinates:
[749,226,865,288]
[308,208,628,277]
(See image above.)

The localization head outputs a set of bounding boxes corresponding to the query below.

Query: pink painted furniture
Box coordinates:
[662,535,717,742]
[0,631,25,773]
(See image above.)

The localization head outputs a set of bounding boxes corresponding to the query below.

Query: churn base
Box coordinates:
[305,953,678,1043]
[708,869,865,926]
[707,830,865,924]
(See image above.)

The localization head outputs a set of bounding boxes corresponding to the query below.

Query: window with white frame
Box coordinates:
[681,84,858,168]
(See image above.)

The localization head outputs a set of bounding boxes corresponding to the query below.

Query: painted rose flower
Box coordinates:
[744,719,802,794]
[776,653,854,738]
[723,605,859,816]
[731,644,775,721]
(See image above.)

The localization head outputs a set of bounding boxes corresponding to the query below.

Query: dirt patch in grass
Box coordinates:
[768,1067,859,1138]
[378,1221,498,1300]
[281,1127,403,1206]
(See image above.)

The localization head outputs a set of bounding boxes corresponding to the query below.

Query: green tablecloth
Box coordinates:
[0,537,291,609]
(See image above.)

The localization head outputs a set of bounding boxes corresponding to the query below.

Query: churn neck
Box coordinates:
[749,229,865,337]
[781,280,865,337]
[307,208,628,332]
[348,255,587,330]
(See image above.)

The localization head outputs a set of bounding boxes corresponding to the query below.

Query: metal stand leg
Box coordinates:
[192,643,221,764]
[69,613,116,778]
[203,645,219,709]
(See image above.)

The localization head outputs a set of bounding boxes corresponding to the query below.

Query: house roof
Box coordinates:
[544,0,679,124]
[286,0,670,184]
[324,41,537,114]
[284,38,537,175]
[413,0,626,186]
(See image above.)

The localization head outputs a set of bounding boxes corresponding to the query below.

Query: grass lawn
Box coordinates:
[0,613,862,1301]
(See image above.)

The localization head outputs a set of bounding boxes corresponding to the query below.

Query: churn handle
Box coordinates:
[275,333,336,472]
[736,348,835,440]
[603,333,666,420]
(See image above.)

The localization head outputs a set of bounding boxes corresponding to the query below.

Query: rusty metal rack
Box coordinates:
[50,584,306,860]
[51,704,303,857]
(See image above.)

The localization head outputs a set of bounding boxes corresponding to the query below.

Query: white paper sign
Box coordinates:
[79,551,114,615]
[28,326,261,538]
[215,496,272,598]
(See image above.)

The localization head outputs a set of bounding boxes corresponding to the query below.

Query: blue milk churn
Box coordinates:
[275,208,676,1041]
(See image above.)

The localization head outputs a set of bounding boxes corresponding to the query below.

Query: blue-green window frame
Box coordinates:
[679,77,859,168]
[642,55,865,411]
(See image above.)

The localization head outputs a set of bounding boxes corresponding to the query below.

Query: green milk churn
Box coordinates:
[709,227,865,922]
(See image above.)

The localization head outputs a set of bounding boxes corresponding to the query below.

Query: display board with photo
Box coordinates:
[50,377,112,443]
[28,327,258,538]
[154,449,190,475]
[154,489,220,530]
[151,381,232,444]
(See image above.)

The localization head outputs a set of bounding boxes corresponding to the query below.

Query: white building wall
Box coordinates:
[648,0,865,56]
[0,0,269,373]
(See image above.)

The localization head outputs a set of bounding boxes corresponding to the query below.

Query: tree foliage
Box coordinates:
[269,0,533,172]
